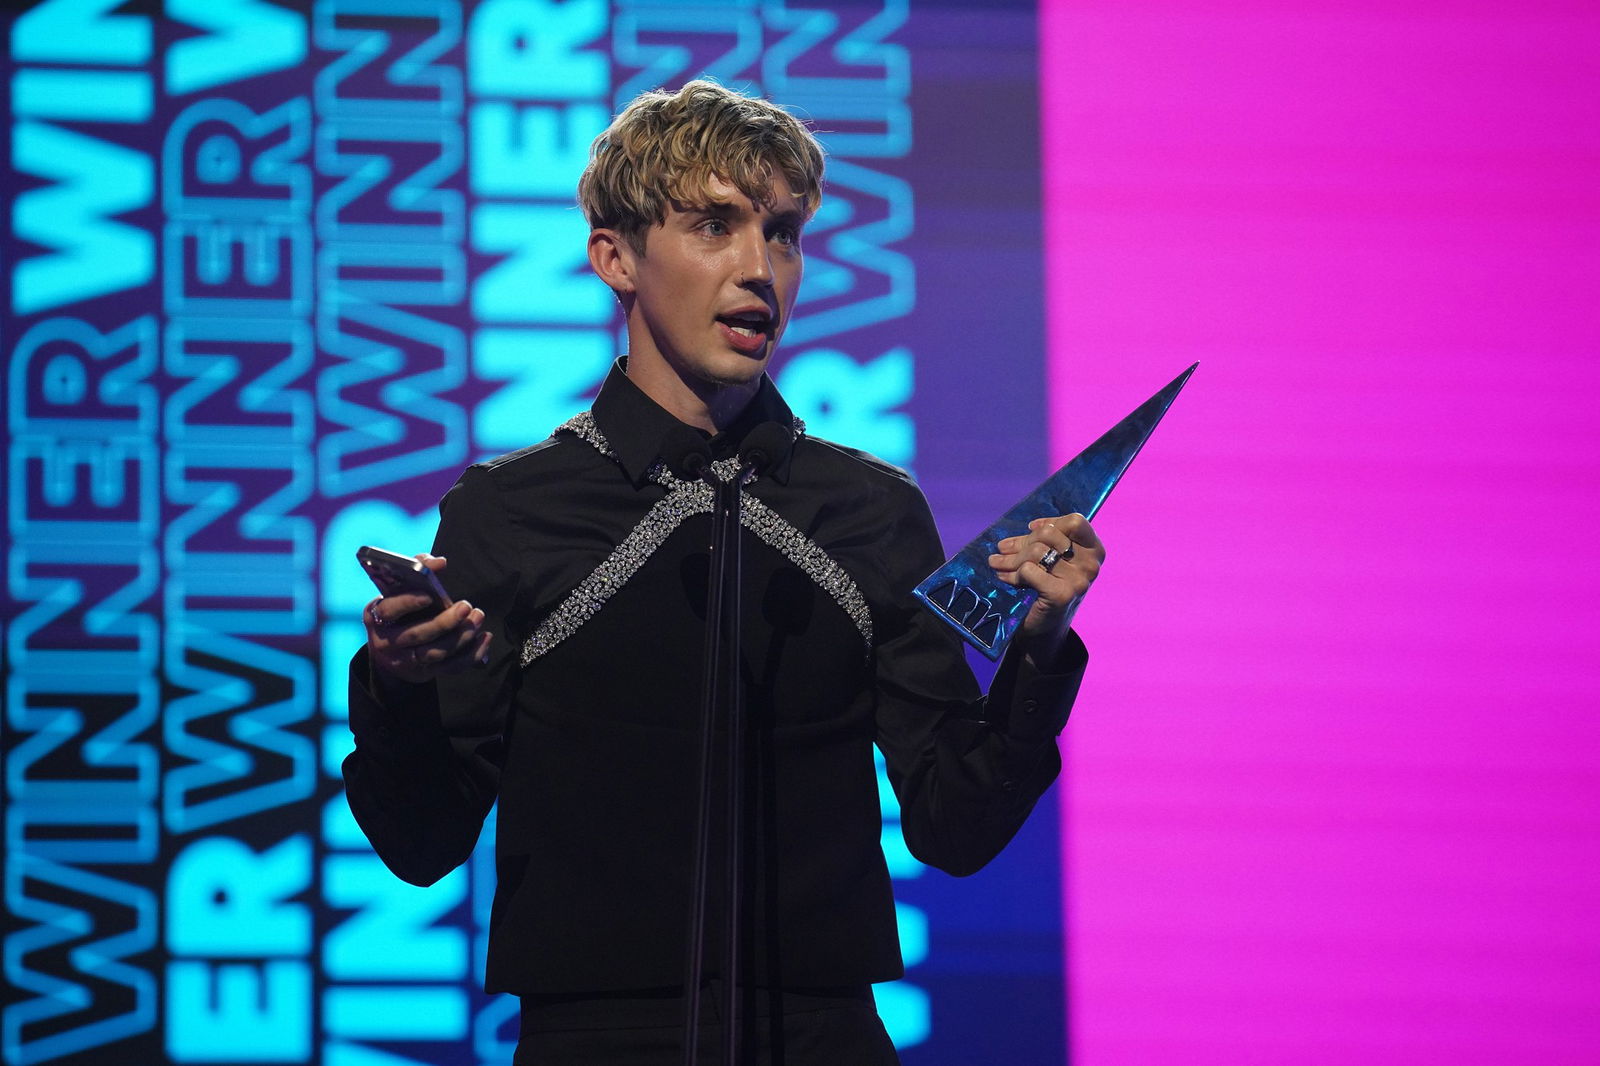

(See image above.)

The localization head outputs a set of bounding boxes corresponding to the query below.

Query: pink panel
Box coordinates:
[1041,3,1600,1063]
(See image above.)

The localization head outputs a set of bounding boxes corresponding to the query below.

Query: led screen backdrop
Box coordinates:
[1042,3,1600,1064]
[10,2,1599,1065]
[2,2,1058,1064]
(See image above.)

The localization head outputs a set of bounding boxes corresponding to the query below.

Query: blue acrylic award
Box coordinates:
[913,363,1197,660]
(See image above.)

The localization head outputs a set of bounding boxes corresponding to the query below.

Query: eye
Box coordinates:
[700,218,729,236]
[770,225,800,248]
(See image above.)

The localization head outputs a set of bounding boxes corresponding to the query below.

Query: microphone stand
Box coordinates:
[683,453,757,1066]
[679,422,787,1066]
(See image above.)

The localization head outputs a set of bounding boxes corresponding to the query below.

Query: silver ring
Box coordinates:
[1039,548,1062,572]
[368,598,387,627]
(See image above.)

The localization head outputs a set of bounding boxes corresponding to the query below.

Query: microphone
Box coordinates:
[663,425,712,481]
[738,422,792,479]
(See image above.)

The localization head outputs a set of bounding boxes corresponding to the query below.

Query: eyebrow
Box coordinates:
[686,199,807,227]
[767,204,807,228]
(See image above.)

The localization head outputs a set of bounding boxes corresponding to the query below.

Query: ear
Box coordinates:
[588,228,637,295]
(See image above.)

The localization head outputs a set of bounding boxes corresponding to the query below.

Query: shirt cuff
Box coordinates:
[348,645,446,754]
[987,628,1088,740]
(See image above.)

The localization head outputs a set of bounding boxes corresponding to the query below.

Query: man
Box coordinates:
[346,80,1103,1064]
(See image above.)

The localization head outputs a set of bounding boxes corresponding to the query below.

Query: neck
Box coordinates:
[624,357,760,434]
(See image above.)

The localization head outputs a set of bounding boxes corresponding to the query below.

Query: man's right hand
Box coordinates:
[364,554,493,686]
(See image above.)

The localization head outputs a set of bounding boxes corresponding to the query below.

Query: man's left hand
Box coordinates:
[988,513,1105,640]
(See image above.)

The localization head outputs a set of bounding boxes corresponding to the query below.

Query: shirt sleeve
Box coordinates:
[871,476,1088,877]
[341,464,526,886]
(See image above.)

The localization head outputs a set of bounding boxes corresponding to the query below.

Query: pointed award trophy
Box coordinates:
[913,363,1197,660]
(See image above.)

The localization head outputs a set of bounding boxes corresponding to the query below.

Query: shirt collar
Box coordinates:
[591,359,799,487]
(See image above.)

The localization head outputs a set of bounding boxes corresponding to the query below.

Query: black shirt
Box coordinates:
[343,362,1087,995]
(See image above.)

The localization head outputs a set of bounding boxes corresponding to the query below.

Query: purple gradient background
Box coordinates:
[1041,3,1600,1062]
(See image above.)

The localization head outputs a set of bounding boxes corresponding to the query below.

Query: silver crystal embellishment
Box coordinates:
[520,413,872,666]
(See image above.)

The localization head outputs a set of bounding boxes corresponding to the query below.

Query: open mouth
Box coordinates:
[717,311,774,337]
[716,310,775,353]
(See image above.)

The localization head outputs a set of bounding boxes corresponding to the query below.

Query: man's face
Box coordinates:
[621,173,806,397]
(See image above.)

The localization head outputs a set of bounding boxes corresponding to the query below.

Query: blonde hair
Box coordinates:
[578,80,825,252]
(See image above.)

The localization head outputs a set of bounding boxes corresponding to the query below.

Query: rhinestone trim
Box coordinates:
[519,413,871,666]
[737,493,874,650]
[557,411,612,459]
[518,478,715,666]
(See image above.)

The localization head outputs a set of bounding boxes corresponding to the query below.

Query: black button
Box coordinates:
[1022,698,1038,716]
[1001,779,1017,792]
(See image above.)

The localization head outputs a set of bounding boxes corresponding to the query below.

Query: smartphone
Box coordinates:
[357,545,453,616]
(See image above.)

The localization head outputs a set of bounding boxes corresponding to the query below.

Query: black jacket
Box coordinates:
[343,364,1086,994]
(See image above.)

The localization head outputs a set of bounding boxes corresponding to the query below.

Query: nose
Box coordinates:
[738,230,774,288]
